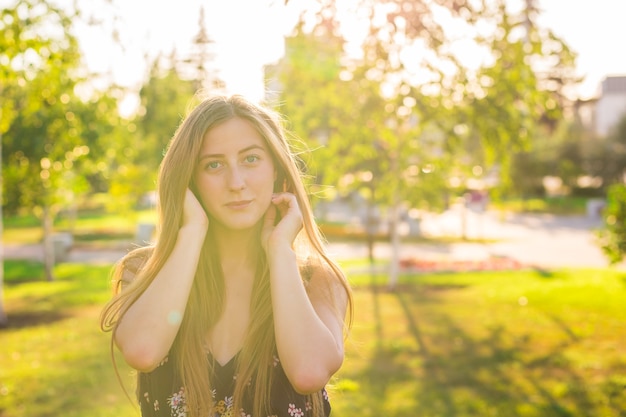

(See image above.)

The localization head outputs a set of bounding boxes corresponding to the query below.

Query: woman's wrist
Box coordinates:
[266,242,296,265]
[178,222,208,242]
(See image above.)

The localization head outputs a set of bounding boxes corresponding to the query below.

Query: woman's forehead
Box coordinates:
[200,118,268,153]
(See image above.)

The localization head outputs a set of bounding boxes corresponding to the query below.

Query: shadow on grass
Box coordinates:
[4,310,69,329]
[2,261,113,334]
[338,280,625,417]
[1,308,138,417]
[530,265,555,278]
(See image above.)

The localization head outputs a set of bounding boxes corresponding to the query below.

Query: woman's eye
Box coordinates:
[245,155,260,163]
[206,161,221,170]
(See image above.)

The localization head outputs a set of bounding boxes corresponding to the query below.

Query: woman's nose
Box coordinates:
[228,166,246,190]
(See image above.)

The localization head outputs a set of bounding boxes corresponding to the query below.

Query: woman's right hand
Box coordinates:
[115,188,209,372]
[183,188,209,229]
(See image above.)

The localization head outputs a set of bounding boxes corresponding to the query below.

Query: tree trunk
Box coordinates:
[366,184,377,267]
[43,205,55,281]
[460,197,468,240]
[0,131,7,327]
[67,196,77,234]
[366,220,375,266]
[388,197,401,290]
[0,221,6,326]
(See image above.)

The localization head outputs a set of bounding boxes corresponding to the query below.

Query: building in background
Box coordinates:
[595,75,626,136]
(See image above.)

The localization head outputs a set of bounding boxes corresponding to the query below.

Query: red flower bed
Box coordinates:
[399,256,524,272]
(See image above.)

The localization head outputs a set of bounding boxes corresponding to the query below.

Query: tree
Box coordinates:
[266,11,388,262]
[270,0,578,287]
[597,183,626,265]
[266,13,351,183]
[1,0,90,322]
[3,39,87,281]
[107,59,197,214]
[463,0,578,195]
[602,113,626,186]
[354,0,577,254]
[270,5,450,283]
[1,0,130,281]
[178,6,225,92]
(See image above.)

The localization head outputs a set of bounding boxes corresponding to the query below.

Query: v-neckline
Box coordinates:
[210,350,241,368]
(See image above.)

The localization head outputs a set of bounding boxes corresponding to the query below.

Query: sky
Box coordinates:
[72,0,626,114]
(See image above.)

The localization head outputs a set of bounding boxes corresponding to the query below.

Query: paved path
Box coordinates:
[357,207,622,269]
[3,244,128,265]
[3,208,624,270]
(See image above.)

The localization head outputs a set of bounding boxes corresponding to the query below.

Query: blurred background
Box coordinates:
[1,0,626,416]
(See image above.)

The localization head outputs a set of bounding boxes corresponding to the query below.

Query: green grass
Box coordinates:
[492,196,590,216]
[2,260,626,416]
[1,260,137,417]
[2,209,156,245]
[332,267,626,416]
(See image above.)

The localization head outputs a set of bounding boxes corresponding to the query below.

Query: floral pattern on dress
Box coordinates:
[167,387,187,417]
[287,403,304,417]
[212,396,234,417]
[138,351,330,417]
[143,390,160,411]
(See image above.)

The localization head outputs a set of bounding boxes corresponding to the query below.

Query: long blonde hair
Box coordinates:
[101,95,352,417]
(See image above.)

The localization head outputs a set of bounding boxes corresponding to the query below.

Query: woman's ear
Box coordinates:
[189,179,201,202]
[274,171,285,192]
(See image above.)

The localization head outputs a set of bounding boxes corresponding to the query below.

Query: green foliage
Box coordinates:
[69,92,130,196]
[463,1,578,194]
[0,1,188,220]
[105,61,197,214]
[1,0,88,214]
[272,11,449,213]
[597,184,626,265]
[271,0,578,216]
[138,60,198,148]
[510,119,584,198]
[268,17,350,191]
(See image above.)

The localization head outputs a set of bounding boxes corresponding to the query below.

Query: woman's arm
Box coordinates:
[268,250,348,394]
[263,193,348,394]
[114,190,208,372]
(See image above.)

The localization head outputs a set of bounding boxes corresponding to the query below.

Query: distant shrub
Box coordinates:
[570,186,605,198]
[597,184,626,264]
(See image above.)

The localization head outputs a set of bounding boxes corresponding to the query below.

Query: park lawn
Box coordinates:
[490,196,589,216]
[0,261,137,417]
[2,209,156,245]
[1,260,625,417]
[332,267,626,416]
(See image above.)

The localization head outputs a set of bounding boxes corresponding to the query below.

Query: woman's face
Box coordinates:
[193,117,276,232]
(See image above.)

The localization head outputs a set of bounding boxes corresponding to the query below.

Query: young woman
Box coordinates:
[101,95,352,417]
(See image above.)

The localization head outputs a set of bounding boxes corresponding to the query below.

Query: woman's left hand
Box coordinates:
[261,192,303,253]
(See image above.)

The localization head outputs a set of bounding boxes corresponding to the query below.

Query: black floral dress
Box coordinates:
[137,351,331,417]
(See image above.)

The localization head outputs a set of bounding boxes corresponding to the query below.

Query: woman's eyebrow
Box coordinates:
[198,144,267,161]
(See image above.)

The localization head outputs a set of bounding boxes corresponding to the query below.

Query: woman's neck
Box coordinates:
[210,222,262,279]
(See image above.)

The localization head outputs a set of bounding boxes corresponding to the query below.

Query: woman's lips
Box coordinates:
[225,200,252,210]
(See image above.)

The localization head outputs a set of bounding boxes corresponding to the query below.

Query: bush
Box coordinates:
[597,183,626,264]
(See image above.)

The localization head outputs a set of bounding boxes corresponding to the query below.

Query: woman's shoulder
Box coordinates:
[116,246,155,289]
[298,256,346,293]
